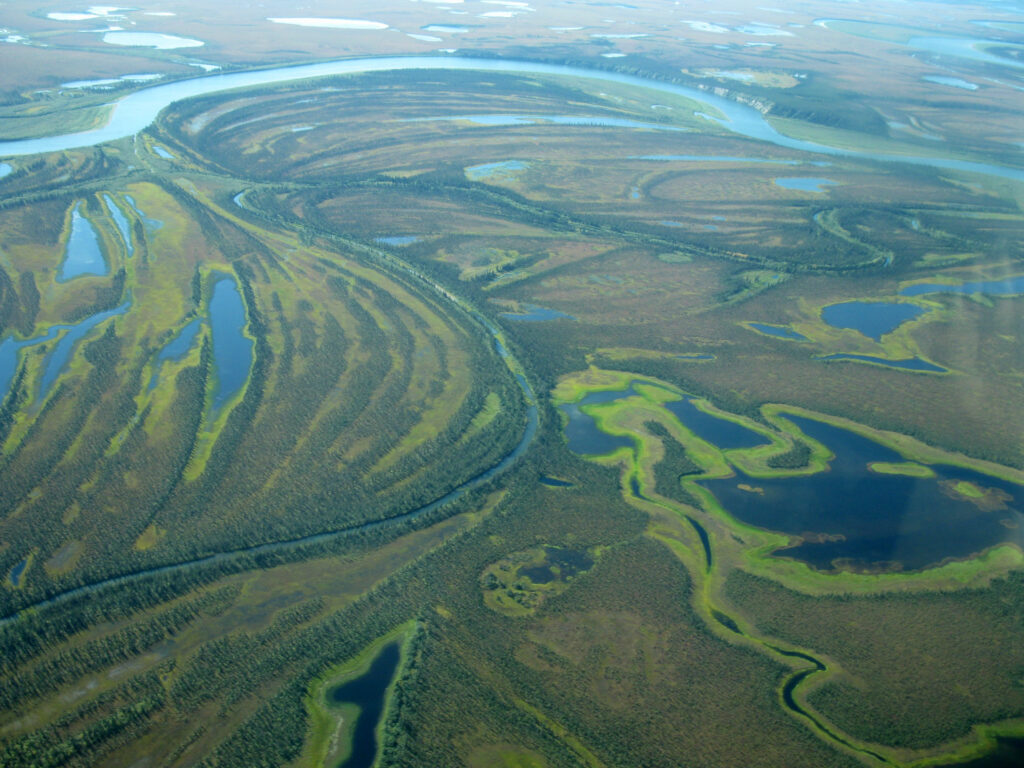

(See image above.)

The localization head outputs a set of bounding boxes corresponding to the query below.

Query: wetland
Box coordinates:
[0,3,1022,766]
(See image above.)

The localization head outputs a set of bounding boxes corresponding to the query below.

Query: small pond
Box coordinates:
[540,475,574,488]
[900,275,1024,297]
[559,385,638,456]
[465,159,528,180]
[209,278,254,410]
[328,642,401,768]
[8,557,28,587]
[149,318,202,390]
[375,236,420,246]
[664,396,770,451]
[103,194,133,258]
[748,323,808,340]
[816,353,947,373]
[500,304,575,322]
[103,31,204,49]
[152,145,174,159]
[700,414,1023,572]
[520,546,593,584]
[59,203,108,281]
[821,301,925,341]
[774,177,837,192]
[0,162,11,178]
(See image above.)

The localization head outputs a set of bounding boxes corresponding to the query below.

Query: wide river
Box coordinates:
[0,56,1021,182]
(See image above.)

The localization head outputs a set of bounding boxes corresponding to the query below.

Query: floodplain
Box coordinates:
[0,0,1022,766]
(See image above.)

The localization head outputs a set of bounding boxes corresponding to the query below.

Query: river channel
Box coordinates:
[0,57,1021,182]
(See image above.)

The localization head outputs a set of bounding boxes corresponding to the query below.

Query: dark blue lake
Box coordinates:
[209,278,253,410]
[38,300,131,400]
[328,642,401,768]
[58,203,107,281]
[700,415,1024,572]
[103,194,133,258]
[821,301,926,341]
[816,354,947,373]
[900,275,1024,297]
[748,323,808,340]
[149,318,201,389]
[559,386,637,456]
[664,397,769,450]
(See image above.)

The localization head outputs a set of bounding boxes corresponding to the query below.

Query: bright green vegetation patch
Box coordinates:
[868,461,936,478]
[952,479,986,499]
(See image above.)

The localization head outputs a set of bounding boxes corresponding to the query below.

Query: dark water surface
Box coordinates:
[900,275,1024,297]
[9,558,28,587]
[328,642,401,768]
[559,386,638,455]
[821,301,925,341]
[209,278,253,410]
[664,397,769,450]
[937,738,1024,768]
[38,301,132,400]
[149,318,202,389]
[0,326,61,400]
[816,353,947,373]
[540,476,574,487]
[701,415,1023,571]
[748,323,808,340]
